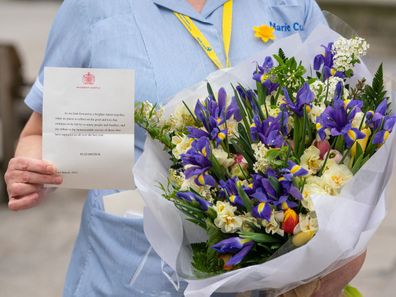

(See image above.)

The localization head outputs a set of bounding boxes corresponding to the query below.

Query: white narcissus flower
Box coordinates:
[300,146,322,174]
[309,103,326,124]
[294,212,318,234]
[168,169,184,188]
[213,201,243,233]
[262,211,284,236]
[302,183,328,211]
[180,177,211,198]
[261,105,281,118]
[252,142,270,173]
[212,148,234,168]
[240,212,260,232]
[169,104,196,130]
[171,134,193,159]
[221,118,239,138]
[352,111,365,129]
[321,163,353,195]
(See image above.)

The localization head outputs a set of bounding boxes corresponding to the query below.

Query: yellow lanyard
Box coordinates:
[174,0,233,69]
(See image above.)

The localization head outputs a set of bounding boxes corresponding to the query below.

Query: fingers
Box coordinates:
[4,157,63,211]
[5,170,63,186]
[8,192,41,211]
[7,183,43,197]
[8,157,56,175]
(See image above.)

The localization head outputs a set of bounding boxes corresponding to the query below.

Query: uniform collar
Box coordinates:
[153,0,229,23]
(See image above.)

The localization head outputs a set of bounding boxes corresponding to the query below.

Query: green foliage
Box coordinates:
[239,232,283,243]
[343,285,363,297]
[191,242,224,276]
[134,102,174,150]
[237,184,253,212]
[361,64,388,112]
[271,51,306,93]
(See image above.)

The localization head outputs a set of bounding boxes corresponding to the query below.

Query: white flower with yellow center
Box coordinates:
[262,211,284,236]
[309,103,326,124]
[180,176,211,197]
[212,148,234,168]
[213,201,243,233]
[352,111,365,129]
[240,212,260,232]
[221,118,239,138]
[261,105,280,118]
[169,104,196,130]
[321,163,353,195]
[168,169,184,188]
[252,142,270,173]
[171,134,193,159]
[302,182,328,211]
[295,212,318,234]
[300,146,323,174]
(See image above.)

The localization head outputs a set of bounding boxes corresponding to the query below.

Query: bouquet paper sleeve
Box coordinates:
[133,25,396,296]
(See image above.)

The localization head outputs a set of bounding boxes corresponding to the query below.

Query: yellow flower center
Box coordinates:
[347,129,357,141]
[331,175,343,186]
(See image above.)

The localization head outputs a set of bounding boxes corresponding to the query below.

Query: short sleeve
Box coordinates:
[24,0,91,113]
[302,0,328,39]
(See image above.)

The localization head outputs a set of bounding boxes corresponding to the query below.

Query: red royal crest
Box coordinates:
[82,72,95,85]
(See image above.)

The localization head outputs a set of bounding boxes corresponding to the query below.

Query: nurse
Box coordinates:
[4,0,365,296]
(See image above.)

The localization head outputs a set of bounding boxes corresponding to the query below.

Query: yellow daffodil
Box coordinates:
[253,25,275,43]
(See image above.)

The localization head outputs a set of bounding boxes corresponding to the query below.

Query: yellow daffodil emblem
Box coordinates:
[253,25,276,43]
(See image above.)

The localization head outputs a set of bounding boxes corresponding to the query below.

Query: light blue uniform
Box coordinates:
[25,0,326,296]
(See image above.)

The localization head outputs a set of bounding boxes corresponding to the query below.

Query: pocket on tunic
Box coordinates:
[72,197,186,297]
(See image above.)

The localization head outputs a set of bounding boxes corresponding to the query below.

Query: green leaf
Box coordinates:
[207,83,215,99]
[268,176,281,194]
[343,285,363,297]
[191,242,224,276]
[237,184,253,212]
[240,232,282,243]
[361,64,389,113]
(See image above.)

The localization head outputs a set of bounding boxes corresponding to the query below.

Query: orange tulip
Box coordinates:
[282,208,299,234]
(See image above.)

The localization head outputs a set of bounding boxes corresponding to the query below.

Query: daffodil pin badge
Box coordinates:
[253,24,276,43]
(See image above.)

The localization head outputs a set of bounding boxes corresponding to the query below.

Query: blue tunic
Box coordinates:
[25,0,326,296]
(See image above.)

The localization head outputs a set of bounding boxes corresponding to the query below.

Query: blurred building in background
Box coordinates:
[0,0,395,296]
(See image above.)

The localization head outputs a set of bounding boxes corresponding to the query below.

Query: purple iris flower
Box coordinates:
[176,191,212,211]
[250,115,286,148]
[316,93,366,147]
[219,178,244,207]
[211,237,251,253]
[226,241,254,266]
[180,137,216,187]
[189,88,241,146]
[287,160,309,176]
[313,42,345,80]
[252,202,272,221]
[273,195,298,210]
[236,86,259,114]
[211,237,254,266]
[366,101,396,144]
[253,56,279,94]
[366,99,391,130]
[282,83,314,117]
[372,116,396,144]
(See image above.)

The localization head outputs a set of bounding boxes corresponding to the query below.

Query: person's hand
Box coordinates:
[313,252,366,297]
[281,252,366,297]
[4,157,63,211]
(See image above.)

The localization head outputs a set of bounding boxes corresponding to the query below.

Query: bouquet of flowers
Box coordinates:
[133,25,396,296]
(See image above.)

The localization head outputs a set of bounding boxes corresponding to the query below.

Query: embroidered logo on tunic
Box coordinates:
[82,72,95,85]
